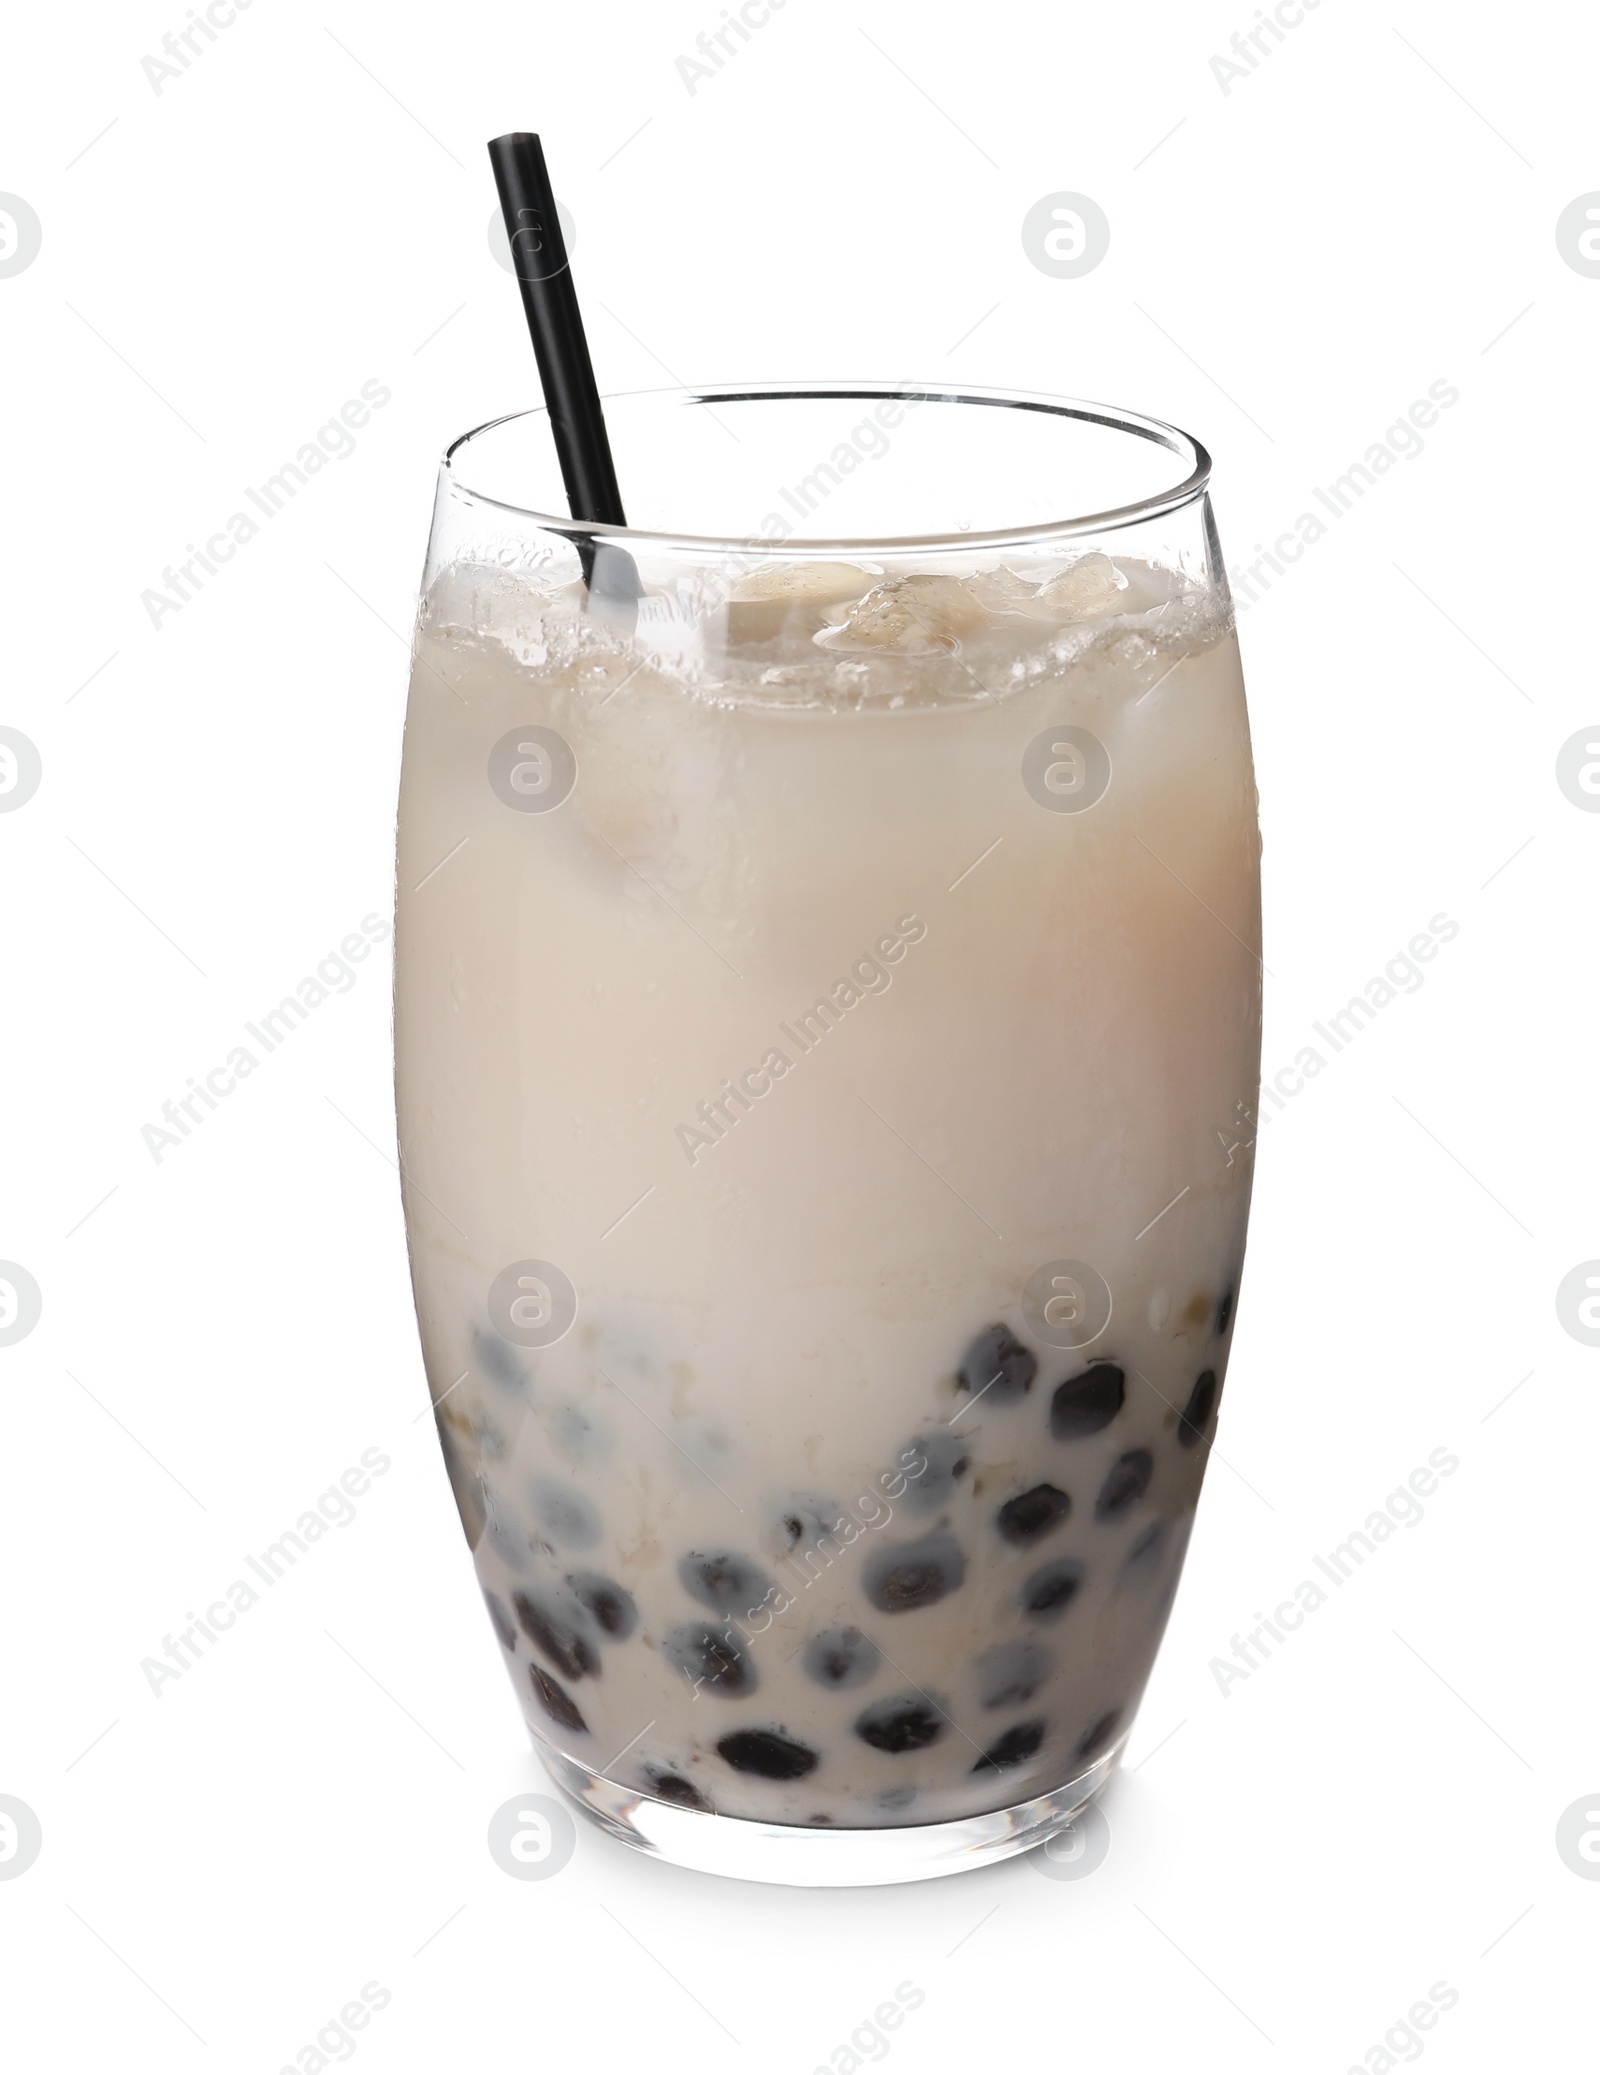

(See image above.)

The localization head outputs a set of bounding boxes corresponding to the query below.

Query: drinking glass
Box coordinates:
[394,384,1261,1885]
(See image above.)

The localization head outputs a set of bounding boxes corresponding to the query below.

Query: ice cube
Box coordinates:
[726,561,874,647]
[815,573,990,654]
[1016,552,1129,623]
[961,566,1041,613]
[418,558,587,668]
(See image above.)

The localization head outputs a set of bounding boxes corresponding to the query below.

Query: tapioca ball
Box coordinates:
[1121,1521,1168,1574]
[530,1479,602,1550]
[900,1431,971,1513]
[853,1694,948,1754]
[971,1719,1046,1774]
[663,1622,756,1697]
[958,1324,1037,1404]
[995,1482,1071,1545]
[513,1590,598,1680]
[716,1729,819,1780]
[1020,1558,1085,1622]
[975,1639,1053,1709]
[803,1627,881,1689]
[1178,1369,1218,1448]
[773,1494,847,1553]
[646,1769,712,1812]
[568,1570,638,1638]
[1050,1363,1125,1440]
[529,1664,586,1731]
[1074,1708,1124,1764]
[678,1549,773,1616]
[1095,1450,1153,1520]
[862,1532,967,1613]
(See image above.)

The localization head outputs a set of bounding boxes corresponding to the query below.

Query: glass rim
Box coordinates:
[442,381,1212,556]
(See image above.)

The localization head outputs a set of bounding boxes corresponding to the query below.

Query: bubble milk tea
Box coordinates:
[395,537,1260,1831]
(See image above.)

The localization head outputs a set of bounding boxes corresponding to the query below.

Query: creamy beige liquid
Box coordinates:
[395,550,1260,1826]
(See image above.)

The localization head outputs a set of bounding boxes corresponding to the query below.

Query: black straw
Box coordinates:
[487,132,627,528]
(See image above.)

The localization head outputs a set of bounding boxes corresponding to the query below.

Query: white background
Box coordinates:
[2,1,1596,2069]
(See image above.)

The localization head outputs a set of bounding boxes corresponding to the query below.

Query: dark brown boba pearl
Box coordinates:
[1073,1708,1123,1764]
[958,1324,1037,1405]
[971,1719,1046,1773]
[1050,1362,1125,1440]
[483,1588,517,1651]
[569,1570,638,1639]
[803,1626,880,1690]
[862,1531,967,1613]
[975,1639,1053,1709]
[513,1590,598,1680]
[530,1479,601,1551]
[900,1431,971,1513]
[479,1488,530,1575]
[663,1622,756,1697]
[1122,1521,1168,1573]
[1020,1557,1085,1621]
[1216,1287,1235,1337]
[530,1664,586,1731]
[1095,1450,1154,1521]
[716,1728,819,1780]
[775,1494,846,1553]
[646,1769,712,1812]
[1178,1369,1218,1449]
[854,1694,948,1754]
[995,1482,1072,1545]
[678,1549,773,1617]
[473,1325,525,1393]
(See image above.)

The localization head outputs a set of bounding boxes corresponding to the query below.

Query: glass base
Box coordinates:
[542,1743,1122,1888]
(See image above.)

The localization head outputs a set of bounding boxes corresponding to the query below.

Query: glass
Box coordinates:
[393,384,1261,1886]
